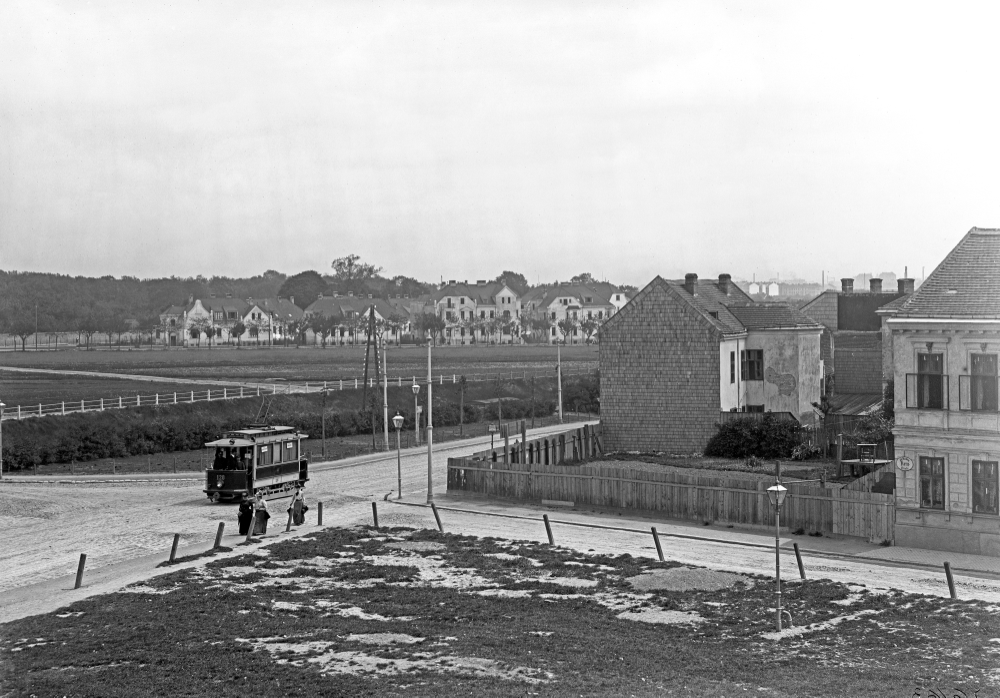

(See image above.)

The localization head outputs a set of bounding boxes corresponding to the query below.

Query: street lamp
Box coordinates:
[412,382,421,446]
[392,412,404,499]
[766,482,789,633]
[425,338,434,504]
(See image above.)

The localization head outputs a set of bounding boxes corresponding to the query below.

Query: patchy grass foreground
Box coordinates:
[3,528,1000,697]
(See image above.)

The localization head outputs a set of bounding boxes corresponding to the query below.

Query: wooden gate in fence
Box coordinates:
[447,458,895,543]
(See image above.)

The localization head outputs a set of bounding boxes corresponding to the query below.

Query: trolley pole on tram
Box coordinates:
[426,339,434,504]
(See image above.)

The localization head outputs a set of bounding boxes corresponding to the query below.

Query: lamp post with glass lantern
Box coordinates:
[392,412,404,499]
[412,382,420,446]
[766,480,788,633]
[425,339,434,504]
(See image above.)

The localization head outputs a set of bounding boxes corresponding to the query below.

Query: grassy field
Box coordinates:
[0,370,224,408]
[0,344,599,382]
[4,525,997,697]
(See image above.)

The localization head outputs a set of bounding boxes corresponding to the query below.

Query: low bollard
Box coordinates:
[651,527,664,562]
[317,501,323,526]
[793,543,806,580]
[372,502,380,530]
[169,534,180,563]
[543,514,554,546]
[214,522,225,549]
[430,502,444,532]
[944,561,957,599]
[74,553,87,589]
[285,509,293,533]
[245,512,257,544]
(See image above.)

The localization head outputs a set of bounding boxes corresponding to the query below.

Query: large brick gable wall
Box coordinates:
[833,331,882,394]
[600,279,722,454]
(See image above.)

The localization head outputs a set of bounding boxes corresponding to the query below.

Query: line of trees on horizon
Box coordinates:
[0,256,635,350]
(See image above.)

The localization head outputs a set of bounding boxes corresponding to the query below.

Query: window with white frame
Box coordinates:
[919,456,945,509]
[972,460,999,515]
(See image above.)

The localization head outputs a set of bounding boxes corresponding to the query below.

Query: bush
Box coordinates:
[703,415,803,459]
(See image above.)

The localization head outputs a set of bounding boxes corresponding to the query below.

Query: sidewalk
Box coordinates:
[410,494,1000,577]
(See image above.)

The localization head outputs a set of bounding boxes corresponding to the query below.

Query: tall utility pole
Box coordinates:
[34,305,38,352]
[557,342,564,423]
[382,337,389,450]
[321,388,327,460]
[426,339,434,504]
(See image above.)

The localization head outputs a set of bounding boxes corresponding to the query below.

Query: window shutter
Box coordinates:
[905,373,918,408]
[959,374,971,411]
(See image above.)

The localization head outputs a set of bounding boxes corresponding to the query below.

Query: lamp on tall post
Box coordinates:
[425,339,434,504]
[412,382,421,446]
[766,479,789,633]
[392,412,404,499]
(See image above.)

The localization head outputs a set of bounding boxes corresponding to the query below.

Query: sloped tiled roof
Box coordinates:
[893,228,1000,318]
[727,303,823,330]
[198,297,250,313]
[875,294,912,314]
[248,298,304,322]
[536,284,615,309]
[827,393,882,416]
[432,282,508,304]
[304,296,398,321]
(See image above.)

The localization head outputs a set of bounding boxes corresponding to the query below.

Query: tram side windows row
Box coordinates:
[213,447,251,470]
[258,441,298,466]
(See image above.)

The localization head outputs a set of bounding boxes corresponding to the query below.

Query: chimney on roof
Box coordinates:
[449,280,456,285]
[318,292,324,300]
[477,279,486,285]
[869,278,882,293]
[684,273,698,296]
[898,278,915,294]
[188,295,194,304]
[718,273,731,296]
[841,278,854,293]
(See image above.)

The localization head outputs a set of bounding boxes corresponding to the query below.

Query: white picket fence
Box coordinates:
[0,366,597,422]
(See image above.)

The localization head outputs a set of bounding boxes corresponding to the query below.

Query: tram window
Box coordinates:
[286,441,298,460]
[258,445,271,466]
[272,444,281,462]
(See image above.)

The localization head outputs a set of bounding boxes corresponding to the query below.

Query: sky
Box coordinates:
[2,1,999,287]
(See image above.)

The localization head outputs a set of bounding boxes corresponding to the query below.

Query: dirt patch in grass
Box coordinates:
[627,567,749,592]
[4,525,1000,697]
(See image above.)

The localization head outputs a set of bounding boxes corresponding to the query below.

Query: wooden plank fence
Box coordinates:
[448,438,894,543]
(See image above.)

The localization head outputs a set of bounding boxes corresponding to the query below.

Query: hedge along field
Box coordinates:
[0,343,599,382]
[0,374,599,470]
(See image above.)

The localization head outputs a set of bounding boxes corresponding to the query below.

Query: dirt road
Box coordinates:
[4,419,1000,606]
[0,422,586,593]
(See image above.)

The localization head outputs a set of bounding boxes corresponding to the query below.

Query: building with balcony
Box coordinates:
[889,227,1000,554]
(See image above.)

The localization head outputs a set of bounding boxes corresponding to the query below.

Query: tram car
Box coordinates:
[203,424,309,503]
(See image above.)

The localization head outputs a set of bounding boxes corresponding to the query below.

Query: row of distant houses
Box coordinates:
[599,227,1000,555]
[157,281,636,348]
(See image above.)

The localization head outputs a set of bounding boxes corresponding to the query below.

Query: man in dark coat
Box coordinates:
[237,496,255,535]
